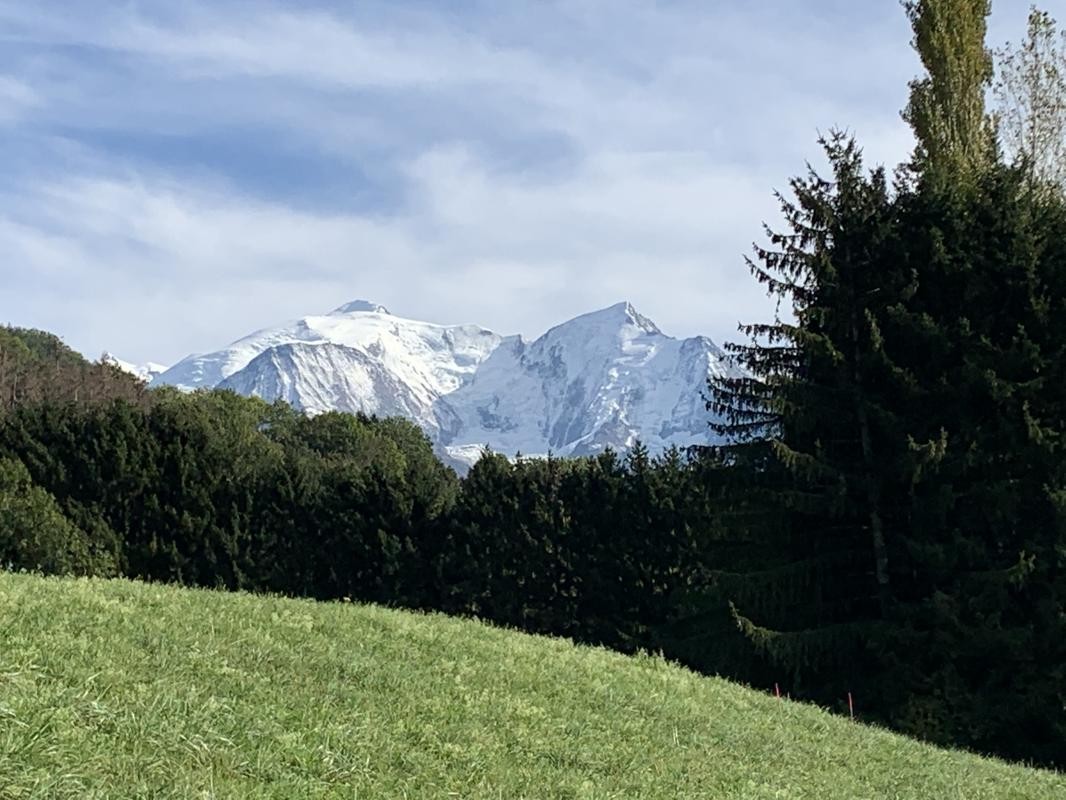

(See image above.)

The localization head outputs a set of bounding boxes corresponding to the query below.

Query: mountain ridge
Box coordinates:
[150,300,738,468]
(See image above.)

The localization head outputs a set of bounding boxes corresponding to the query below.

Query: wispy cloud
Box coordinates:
[0,74,41,123]
[0,149,776,363]
[0,0,965,364]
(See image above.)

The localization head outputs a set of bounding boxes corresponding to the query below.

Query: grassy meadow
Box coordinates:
[0,572,1062,799]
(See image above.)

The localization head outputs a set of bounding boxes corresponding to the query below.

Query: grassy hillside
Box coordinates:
[0,573,1061,799]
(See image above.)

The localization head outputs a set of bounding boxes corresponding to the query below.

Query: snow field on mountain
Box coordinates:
[151,299,741,467]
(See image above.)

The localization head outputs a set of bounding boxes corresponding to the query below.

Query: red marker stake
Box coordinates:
[847,692,854,719]
[774,683,781,699]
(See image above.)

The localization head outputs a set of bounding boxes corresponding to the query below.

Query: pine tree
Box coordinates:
[698,133,919,703]
[879,160,1066,763]
[676,0,1066,764]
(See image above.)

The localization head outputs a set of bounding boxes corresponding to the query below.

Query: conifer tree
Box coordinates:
[699,133,918,704]
[0,456,114,576]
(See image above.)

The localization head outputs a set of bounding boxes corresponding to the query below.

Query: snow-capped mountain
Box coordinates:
[152,300,739,468]
[102,353,169,384]
[443,302,736,462]
[155,301,501,446]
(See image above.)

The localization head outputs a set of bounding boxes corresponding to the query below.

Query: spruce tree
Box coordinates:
[882,159,1066,763]
[0,456,114,576]
[699,133,918,704]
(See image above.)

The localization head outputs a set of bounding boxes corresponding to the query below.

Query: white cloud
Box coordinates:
[1,148,779,363]
[0,0,941,365]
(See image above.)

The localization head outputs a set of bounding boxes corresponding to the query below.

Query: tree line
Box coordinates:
[0,348,730,686]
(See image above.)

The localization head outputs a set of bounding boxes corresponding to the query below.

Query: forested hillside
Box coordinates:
[0,327,147,410]
[0,323,719,659]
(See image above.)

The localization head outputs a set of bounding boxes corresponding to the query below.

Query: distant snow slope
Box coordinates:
[152,300,739,469]
[102,353,168,384]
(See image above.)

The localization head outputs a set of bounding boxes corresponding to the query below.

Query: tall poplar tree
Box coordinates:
[903,0,995,181]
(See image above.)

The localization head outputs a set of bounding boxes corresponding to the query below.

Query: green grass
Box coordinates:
[0,573,1062,799]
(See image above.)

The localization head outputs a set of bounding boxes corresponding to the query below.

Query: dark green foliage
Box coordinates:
[255,408,458,604]
[435,445,714,653]
[685,130,1066,766]
[0,366,716,656]
[0,456,114,576]
[0,391,459,605]
[696,136,911,691]
[873,164,1066,764]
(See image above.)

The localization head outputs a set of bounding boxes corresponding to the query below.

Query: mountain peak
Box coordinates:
[585,301,662,335]
[152,299,731,470]
[533,302,663,349]
[331,300,391,316]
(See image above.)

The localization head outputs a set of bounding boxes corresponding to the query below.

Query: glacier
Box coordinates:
[151,300,740,470]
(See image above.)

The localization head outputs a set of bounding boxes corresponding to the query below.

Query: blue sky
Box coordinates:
[0,0,1052,365]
